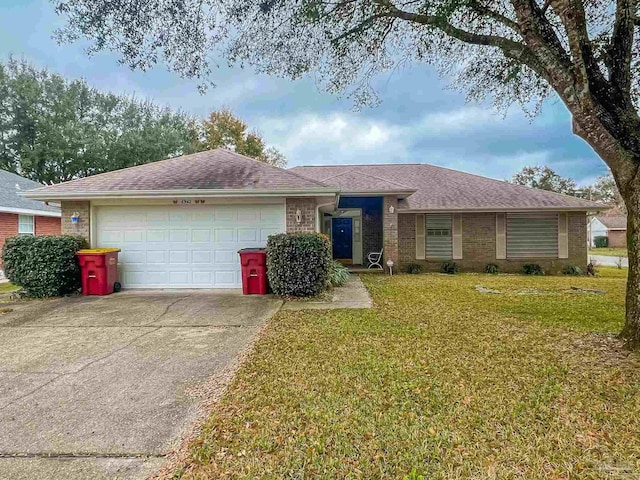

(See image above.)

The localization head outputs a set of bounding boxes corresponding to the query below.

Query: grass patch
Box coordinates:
[589,247,628,257]
[0,283,19,294]
[180,270,640,479]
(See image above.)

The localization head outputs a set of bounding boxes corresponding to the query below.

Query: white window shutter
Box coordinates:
[452,214,462,259]
[558,212,569,258]
[496,213,506,259]
[415,214,425,260]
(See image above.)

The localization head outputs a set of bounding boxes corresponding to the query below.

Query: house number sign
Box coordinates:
[172,199,206,205]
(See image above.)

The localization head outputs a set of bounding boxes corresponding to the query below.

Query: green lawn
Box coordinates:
[589,247,628,257]
[179,268,640,479]
[0,282,19,293]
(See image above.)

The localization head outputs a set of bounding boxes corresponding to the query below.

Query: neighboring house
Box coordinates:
[0,169,61,253]
[588,215,627,248]
[23,149,604,289]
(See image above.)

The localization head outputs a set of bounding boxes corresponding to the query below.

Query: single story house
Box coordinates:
[0,169,61,253]
[23,149,603,288]
[588,214,627,248]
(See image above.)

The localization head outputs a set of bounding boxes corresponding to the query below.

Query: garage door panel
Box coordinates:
[169,230,189,242]
[169,271,190,284]
[191,229,211,242]
[122,250,145,265]
[169,251,189,264]
[261,228,280,242]
[214,271,236,286]
[147,251,166,264]
[215,229,235,243]
[147,230,165,242]
[214,206,237,221]
[192,251,212,264]
[237,229,257,242]
[96,204,285,288]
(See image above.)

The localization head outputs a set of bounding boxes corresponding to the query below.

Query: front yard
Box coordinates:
[588,247,628,257]
[178,268,639,479]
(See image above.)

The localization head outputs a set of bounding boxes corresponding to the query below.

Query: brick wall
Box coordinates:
[61,201,91,242]
[35,216,61,236]
[608,230,627,248]
[399,211,588,273]
[285,198,316,233]
[0,212,18,254]
[383,196,399,265]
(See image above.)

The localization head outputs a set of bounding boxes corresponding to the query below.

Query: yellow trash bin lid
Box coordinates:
[77,248,121,254]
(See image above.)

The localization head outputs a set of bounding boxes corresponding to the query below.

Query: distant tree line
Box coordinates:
[510,166,625,213]
[0,58,285,185]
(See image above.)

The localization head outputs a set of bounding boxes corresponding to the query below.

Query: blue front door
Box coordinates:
[332,218,353,259]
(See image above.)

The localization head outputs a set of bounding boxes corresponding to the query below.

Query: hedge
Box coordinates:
[594,235,609,248]
[266,233,332,297]
[2,235,87,297]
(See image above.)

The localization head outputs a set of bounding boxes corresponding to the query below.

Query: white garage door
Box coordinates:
[95,204,285,288]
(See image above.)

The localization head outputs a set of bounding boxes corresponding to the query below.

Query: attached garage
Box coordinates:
[94,204,285,288]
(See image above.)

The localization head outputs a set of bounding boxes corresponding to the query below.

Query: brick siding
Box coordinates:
[61,201,91,242]
[35,216,61,236]
[383,196,399,265]
[608,230,627,248]
[399,211,588,273]
[0,212,18,254]
[285,198,316,233]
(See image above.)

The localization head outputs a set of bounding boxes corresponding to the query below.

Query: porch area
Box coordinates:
[319,196,398,270]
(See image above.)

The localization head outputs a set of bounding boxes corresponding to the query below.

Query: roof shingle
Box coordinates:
[596,215,627,229]
[291,164,603,211]
[0,170,59,214]
[27,149,330,195]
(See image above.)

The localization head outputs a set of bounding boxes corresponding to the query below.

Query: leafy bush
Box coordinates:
[485,263,500,274]
[2,235,87,297]
[594,235,609,248]
[440,261,459,274]
[562,265,583,276]
[266,233,332,297]
[522,263,544,275]
[328,260,350,287]
[406,263,422,274]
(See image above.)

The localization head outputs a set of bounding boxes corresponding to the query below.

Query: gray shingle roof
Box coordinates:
[291,164,603,211]
[596,215,627,230]
[0,170,60,215]
[26,149,332,195]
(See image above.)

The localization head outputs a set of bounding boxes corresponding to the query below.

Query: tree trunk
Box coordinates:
[621,178,640,347]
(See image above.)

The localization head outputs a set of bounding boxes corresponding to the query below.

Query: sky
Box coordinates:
[0,0,609,185]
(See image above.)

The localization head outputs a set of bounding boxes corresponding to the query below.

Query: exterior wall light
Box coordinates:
[71,212,80,225]
[386,259,394,275]
[388,205,395,214]
[295,209,302,224]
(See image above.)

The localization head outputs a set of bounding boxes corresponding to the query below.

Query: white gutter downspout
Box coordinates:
[316,196,339,233]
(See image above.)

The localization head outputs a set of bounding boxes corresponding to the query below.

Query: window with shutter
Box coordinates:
[506,213,558,258]
[426,214,452,260]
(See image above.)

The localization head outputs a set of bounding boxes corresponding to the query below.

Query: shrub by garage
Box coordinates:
[266,233,332,297]
[2,235,87,297]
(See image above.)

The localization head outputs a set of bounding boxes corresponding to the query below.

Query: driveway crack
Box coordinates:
[144,296,191,326]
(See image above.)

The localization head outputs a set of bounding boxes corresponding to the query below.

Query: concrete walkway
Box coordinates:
[589,254,629,268]
[282,275,372,310]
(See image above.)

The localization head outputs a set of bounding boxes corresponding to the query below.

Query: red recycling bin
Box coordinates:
[238,248,268,295]
[77,248,121,296]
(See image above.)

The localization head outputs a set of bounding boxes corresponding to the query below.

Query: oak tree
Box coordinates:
[53,0,640,345]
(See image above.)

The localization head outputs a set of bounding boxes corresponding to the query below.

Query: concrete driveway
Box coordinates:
[0,290,282,479]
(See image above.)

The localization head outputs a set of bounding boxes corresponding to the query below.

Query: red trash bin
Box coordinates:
[77,248,121,296]
[238,248,267,295]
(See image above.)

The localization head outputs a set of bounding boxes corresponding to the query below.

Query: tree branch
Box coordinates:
[468,2,521,33]
[550,0,608,98]
[609,0,637,100]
